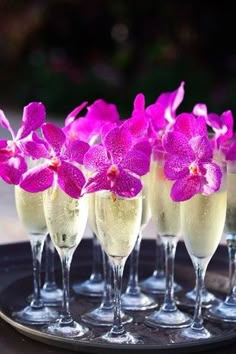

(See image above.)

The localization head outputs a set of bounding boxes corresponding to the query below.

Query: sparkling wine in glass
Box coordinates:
[43,185,89,338]
[82,250,132,326]
[121,175,157,310]
[206,159,236,323]
[140,158,181,295]
[95,191,143,344]
[145,152,191,329]
[13,187,58,324]
[179,164,227,340]
[81,193,131,326]
[73,192,104,297]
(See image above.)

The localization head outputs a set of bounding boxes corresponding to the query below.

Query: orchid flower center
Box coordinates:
[50,156,61,170]
[107,164,120,181]
[189,163,200,176]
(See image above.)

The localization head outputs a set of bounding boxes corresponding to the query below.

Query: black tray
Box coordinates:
[0,240,235,354]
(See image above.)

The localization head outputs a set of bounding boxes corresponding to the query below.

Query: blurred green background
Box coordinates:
[0,0,235,119]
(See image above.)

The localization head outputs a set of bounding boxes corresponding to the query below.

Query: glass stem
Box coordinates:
[101,251,113,309]
[110,258,126,336]
[126,233,142,295]
[162,236,177,311]
[90,233,103,282]
[60,250,73,325]
[43,234,57,291]
[30,234,46,309]
[153,234,165,278]
[191,260,207,331]
[225,234,236,305]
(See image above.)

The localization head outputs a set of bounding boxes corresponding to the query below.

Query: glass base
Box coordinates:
[73,279,104,297]
[40,287,63,307]
[13,305,59,325]
[140,274,182,295]
[121,291,157,311]
[45,319,89,338]
[100,330,143,344]
[145,307,192,329]
[177,288,219,309]
[178,326,211,340]
[81,306,132,327]
[205,301,236,323]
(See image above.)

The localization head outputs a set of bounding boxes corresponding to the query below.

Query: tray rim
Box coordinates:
[0,245,236,354]
[0,309,236,353]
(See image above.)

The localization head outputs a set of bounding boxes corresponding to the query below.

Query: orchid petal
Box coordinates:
[164,155,190,180]
[121,149,150,176]
[112,169,142,198]
[0,110,14,136]
[65,118,101,142]
[163,131,194,158]
[171,175,201,201]
[57,161,85,198]
[190,136,213,161]
[64,101,88,126]
[133,140,152,158]
[207,113,221,129]
[122,114,148,137]
[146,103,166,131]
[193,103,208,118]
[22,140,50,159]
[20,163,53,192]
[42,123,66,155]
[16,102,46,140]
[133,93,145,112]
[174,113,207,138]
[83,145,109,172]
[82,168,110,194]
[100,122,118,142]
[104,126,132,164]
[63,140,89,164]
[226,141,236,160]
[0,156,27,185]
[201,162,222,195]
[0,139,7,149]
[86,99,120,122]
[156,81,185,122]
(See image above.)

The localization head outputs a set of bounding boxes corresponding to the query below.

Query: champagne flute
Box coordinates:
[178,285,218,310]
[72,233,104,297]
[140,158,182,295]
[206,159,236,323]
[81,193,132,326]
[13,187,58,324]
[140,234,166,294]
[145,150,191,328]
[40,234,63,306]
[179,161,227,339]
[121,175,157,310]
[95,191,143,344]
[43,185,89,337]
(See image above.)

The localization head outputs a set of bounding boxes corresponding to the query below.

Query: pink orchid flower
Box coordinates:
[0,102,45,184]
[226,140,236,160]
[154,81,185,124]
[64,99,120,145]
[220,136,236,161]
[193,103,234,148]
[83,125,150,198]
[20,122,89,198]
[163,115,222,201]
